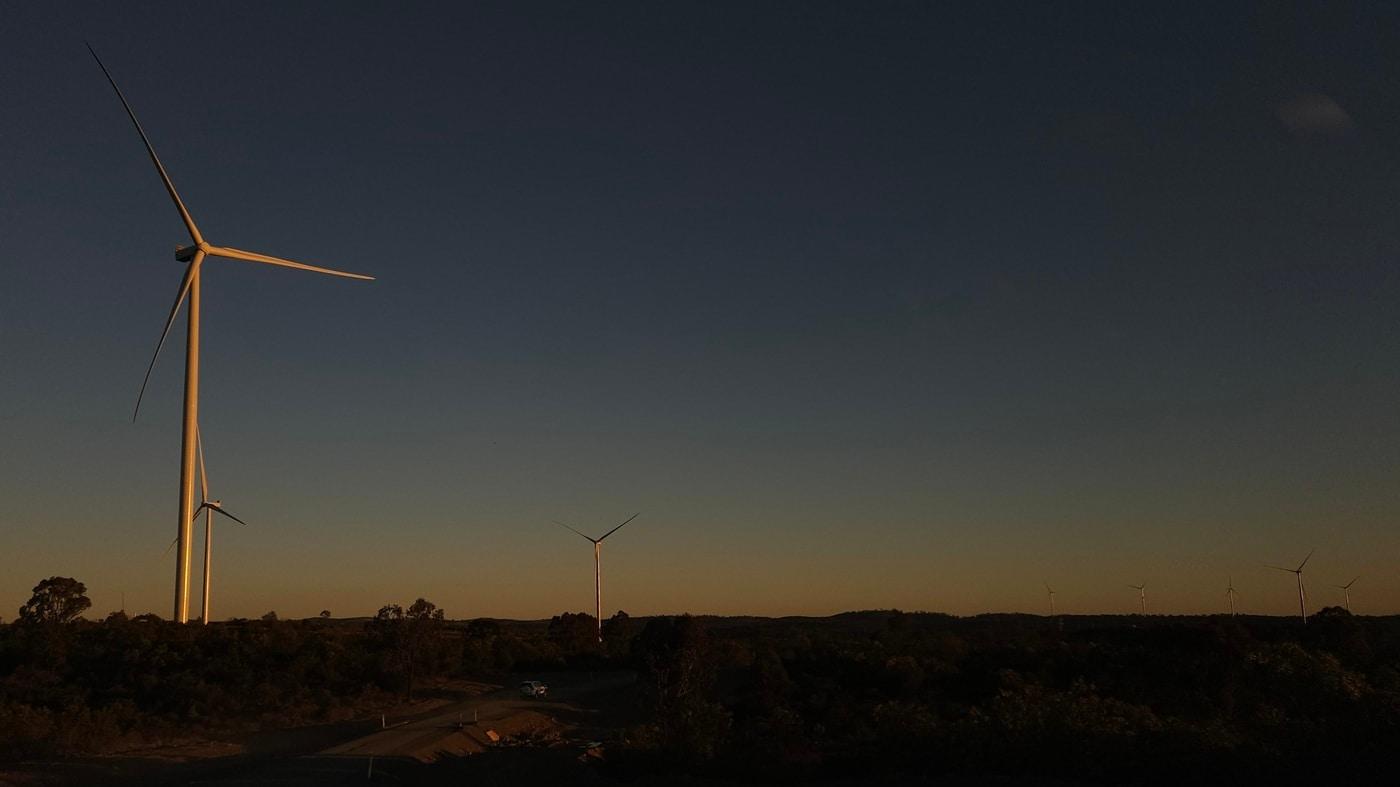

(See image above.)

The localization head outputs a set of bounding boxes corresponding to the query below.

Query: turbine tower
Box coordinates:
[194,427,247,625]
[553,513,639,642]
[1265,549,1313,624]
[88,45,374,622]
[1129,583,1147,615]
[1226,576,1238,617]
[1044,582,1056,617]
[1333,575,1360,613]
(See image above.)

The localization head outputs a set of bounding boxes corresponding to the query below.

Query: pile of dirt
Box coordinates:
[403,729,489,762]
[487,710,566,744]
[402,710,567,763]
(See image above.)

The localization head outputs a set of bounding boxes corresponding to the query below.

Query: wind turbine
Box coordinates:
[553,513,639,642]
[87,45,373,622]
[1129,583,1147,615]
[161,430,246,623]
[1044,582,1056,616]
[1265,549,1313,624]
[1333,575,1360,613]
[1226,576,1238,617]
[194,427,247,625]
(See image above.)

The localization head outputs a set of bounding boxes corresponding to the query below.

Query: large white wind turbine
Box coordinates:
[88,45,373,622]
[1333,575,1360,613]
[1129,583,1148,615]
[1226,576,1238,617]
[1265,549,1313,624]
[553,513,640,642]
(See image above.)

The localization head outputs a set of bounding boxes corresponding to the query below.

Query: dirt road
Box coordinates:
[188,671,634,785]
[11,672,635,786]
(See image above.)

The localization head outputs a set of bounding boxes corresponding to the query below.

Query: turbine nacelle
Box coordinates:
[175,244,199,262]
[194,499,247,525]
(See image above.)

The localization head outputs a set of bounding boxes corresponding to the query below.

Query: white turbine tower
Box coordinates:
[1265,549,1313,624]
[1333,575,1360,613]
[1226,576,1238,617]
[1044,582,1056,617]
[88,45,374,622]
[1129,583,1148,615]
[194,428,247,625]
[553,513,639,642]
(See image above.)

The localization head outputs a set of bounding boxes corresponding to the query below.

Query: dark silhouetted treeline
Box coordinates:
[6,578,1400,783]
[611,608,1400,784]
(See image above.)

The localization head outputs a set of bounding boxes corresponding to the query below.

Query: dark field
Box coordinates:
[3,607,1398,785]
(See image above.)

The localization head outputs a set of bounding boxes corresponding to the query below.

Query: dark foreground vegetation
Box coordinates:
[4,577,1400,784]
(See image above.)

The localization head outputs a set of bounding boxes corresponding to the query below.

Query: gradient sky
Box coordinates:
[3,3,1400,621]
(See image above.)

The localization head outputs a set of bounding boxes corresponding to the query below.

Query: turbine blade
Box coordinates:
[552,521,597,543]
[597,512,639,542]
[85,43,203,244]
[1346,575,1360,588]
[1297,549,1315,572]
[208,246,375,281]
[1263,564,1293,573]
[161,534,179,557]
[212,507,248,526]
[133,252,204,421]
[191,502,211,521]
[196,424,209,503]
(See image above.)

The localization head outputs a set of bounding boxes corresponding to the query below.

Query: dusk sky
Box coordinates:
[3,3,1399,621]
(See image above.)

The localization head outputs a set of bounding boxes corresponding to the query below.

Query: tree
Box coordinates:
[548,612,599,656]
[633,615,731,760]
[261,610,278,621]
[18,577,91,624]
[406,598,444,624]
[320,609,331,619]
[371,599,447,699]
[604,609,634,640]
[603,610,636,658]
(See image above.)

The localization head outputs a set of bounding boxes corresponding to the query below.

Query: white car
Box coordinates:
[519,680,548,698]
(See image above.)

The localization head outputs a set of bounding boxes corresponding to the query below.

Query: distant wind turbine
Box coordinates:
[1265,549,1314,624]
[553,513,639,642]
[1333,575,1360,613]
[87,44,373,623]
[194,427,247,625]
[1226,576,1238,617]
[161,429,246,624]
[1129,583,1148,615]
[1044,582,1056,617]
